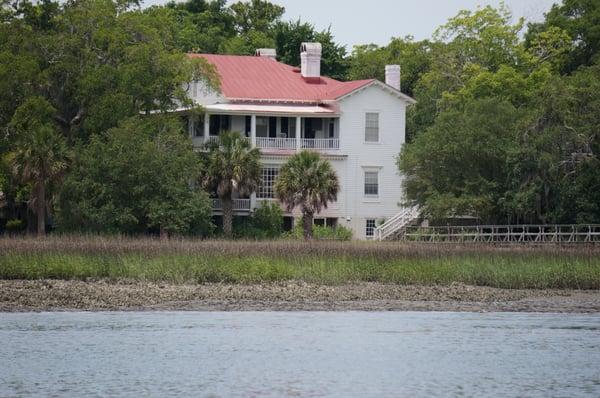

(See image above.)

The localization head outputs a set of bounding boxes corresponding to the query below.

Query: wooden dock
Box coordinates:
[400,224,600,243]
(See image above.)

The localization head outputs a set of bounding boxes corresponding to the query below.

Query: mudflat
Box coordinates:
[1,280,599,313]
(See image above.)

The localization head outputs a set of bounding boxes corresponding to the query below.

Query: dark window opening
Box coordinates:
[281,117,289,136]
[209,115,230,136]
[268,117,277,137]
[283,217,294,232]
[245,116,251,137]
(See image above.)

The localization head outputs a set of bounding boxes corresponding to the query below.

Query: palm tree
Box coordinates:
[10,97,69,235]
[275,151,339,240]
[200,131,261,237]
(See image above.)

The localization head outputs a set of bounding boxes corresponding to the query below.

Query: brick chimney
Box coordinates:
[300,42,322,82]
[385,65,401,91]
[255,48,277,60]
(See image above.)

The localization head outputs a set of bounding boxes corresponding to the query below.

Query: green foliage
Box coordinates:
[400,98,522,222]
[232,202,283,240]
[58,116,213,236]
[398,2,600,225]
[249,201,284,237]
[1,0,216,143]
[199,131,262,236]
[10,96,69,235]
[348,37,432,97]
[275,151,339,239]
[284,223,352,241]
[526,0,600,73]
[4,219,26,234]
[274,20,348,80]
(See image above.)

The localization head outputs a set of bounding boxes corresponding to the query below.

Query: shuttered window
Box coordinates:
[365,112,379,142]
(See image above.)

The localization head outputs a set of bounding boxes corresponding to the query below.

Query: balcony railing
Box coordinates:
[256,137,296,150]
[203,136,219,146]
[301,138,339,150]
[212,198,251,212]
[204,136,251,145]
[199,136,340,151]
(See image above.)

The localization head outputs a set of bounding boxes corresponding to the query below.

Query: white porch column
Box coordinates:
[295,116,301,152]
[250,114,257,147]
[188,115,194,138]
[203,112,209,143]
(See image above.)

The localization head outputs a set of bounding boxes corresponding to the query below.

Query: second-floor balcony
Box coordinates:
[190,113,341,153]
[256,137,296,150]
[255,137,339,151]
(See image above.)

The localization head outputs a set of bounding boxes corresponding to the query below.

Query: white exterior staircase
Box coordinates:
[375,206,420,241]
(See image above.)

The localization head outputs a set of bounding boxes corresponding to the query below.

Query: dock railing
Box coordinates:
[400,224,600,243]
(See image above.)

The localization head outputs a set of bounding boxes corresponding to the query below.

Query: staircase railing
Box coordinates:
[375,206,420,241]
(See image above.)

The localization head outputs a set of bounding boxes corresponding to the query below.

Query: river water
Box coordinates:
[1,311,599,397]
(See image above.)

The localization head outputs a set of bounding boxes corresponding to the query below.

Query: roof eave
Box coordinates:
[335,80,417,104]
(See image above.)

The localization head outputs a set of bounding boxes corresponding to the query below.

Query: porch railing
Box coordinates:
[212,198,251,212]
[301,138,339,150]
[256,137,296,150]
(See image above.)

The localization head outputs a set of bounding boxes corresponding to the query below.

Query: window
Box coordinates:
[366,219,376,238]
[245,116,251,137]
[209,115,230,136]
[289,117,296,138]
[256,116,268,136]
[194,115,204,137]
[257,167,279,198]
[281,117,289,136]
[328,119,335,138]
[364,171,379,196]
[365,112,379,142]
[269,117,277,138]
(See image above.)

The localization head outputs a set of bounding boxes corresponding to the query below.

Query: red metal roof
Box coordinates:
[190,54,374,103]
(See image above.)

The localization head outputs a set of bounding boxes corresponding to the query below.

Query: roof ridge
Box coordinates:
[189,54,399,102]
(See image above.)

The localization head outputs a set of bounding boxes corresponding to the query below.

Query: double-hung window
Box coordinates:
[364,170,379,197]
[365,112,379,142]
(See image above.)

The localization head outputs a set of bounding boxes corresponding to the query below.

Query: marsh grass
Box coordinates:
[1,235,599,289]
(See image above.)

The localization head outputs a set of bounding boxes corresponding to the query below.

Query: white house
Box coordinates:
[185,43,417,239]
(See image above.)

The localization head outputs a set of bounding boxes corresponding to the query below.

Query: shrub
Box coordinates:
[233,201,284,240]
[284,222,353,241]
[251,202,284,237]
[4,219,25,234]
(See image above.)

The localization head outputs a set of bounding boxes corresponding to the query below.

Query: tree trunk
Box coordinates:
[302,211,314,241]
[222,197,233,238]
[36,176,46,236]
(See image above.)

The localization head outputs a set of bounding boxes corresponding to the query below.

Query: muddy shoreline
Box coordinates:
[1,280,599,312]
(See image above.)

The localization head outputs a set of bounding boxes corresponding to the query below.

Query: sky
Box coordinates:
[145,0,559,48]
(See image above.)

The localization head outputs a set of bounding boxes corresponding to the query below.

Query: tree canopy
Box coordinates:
[58,116,213,236]
[398,1,600,224]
